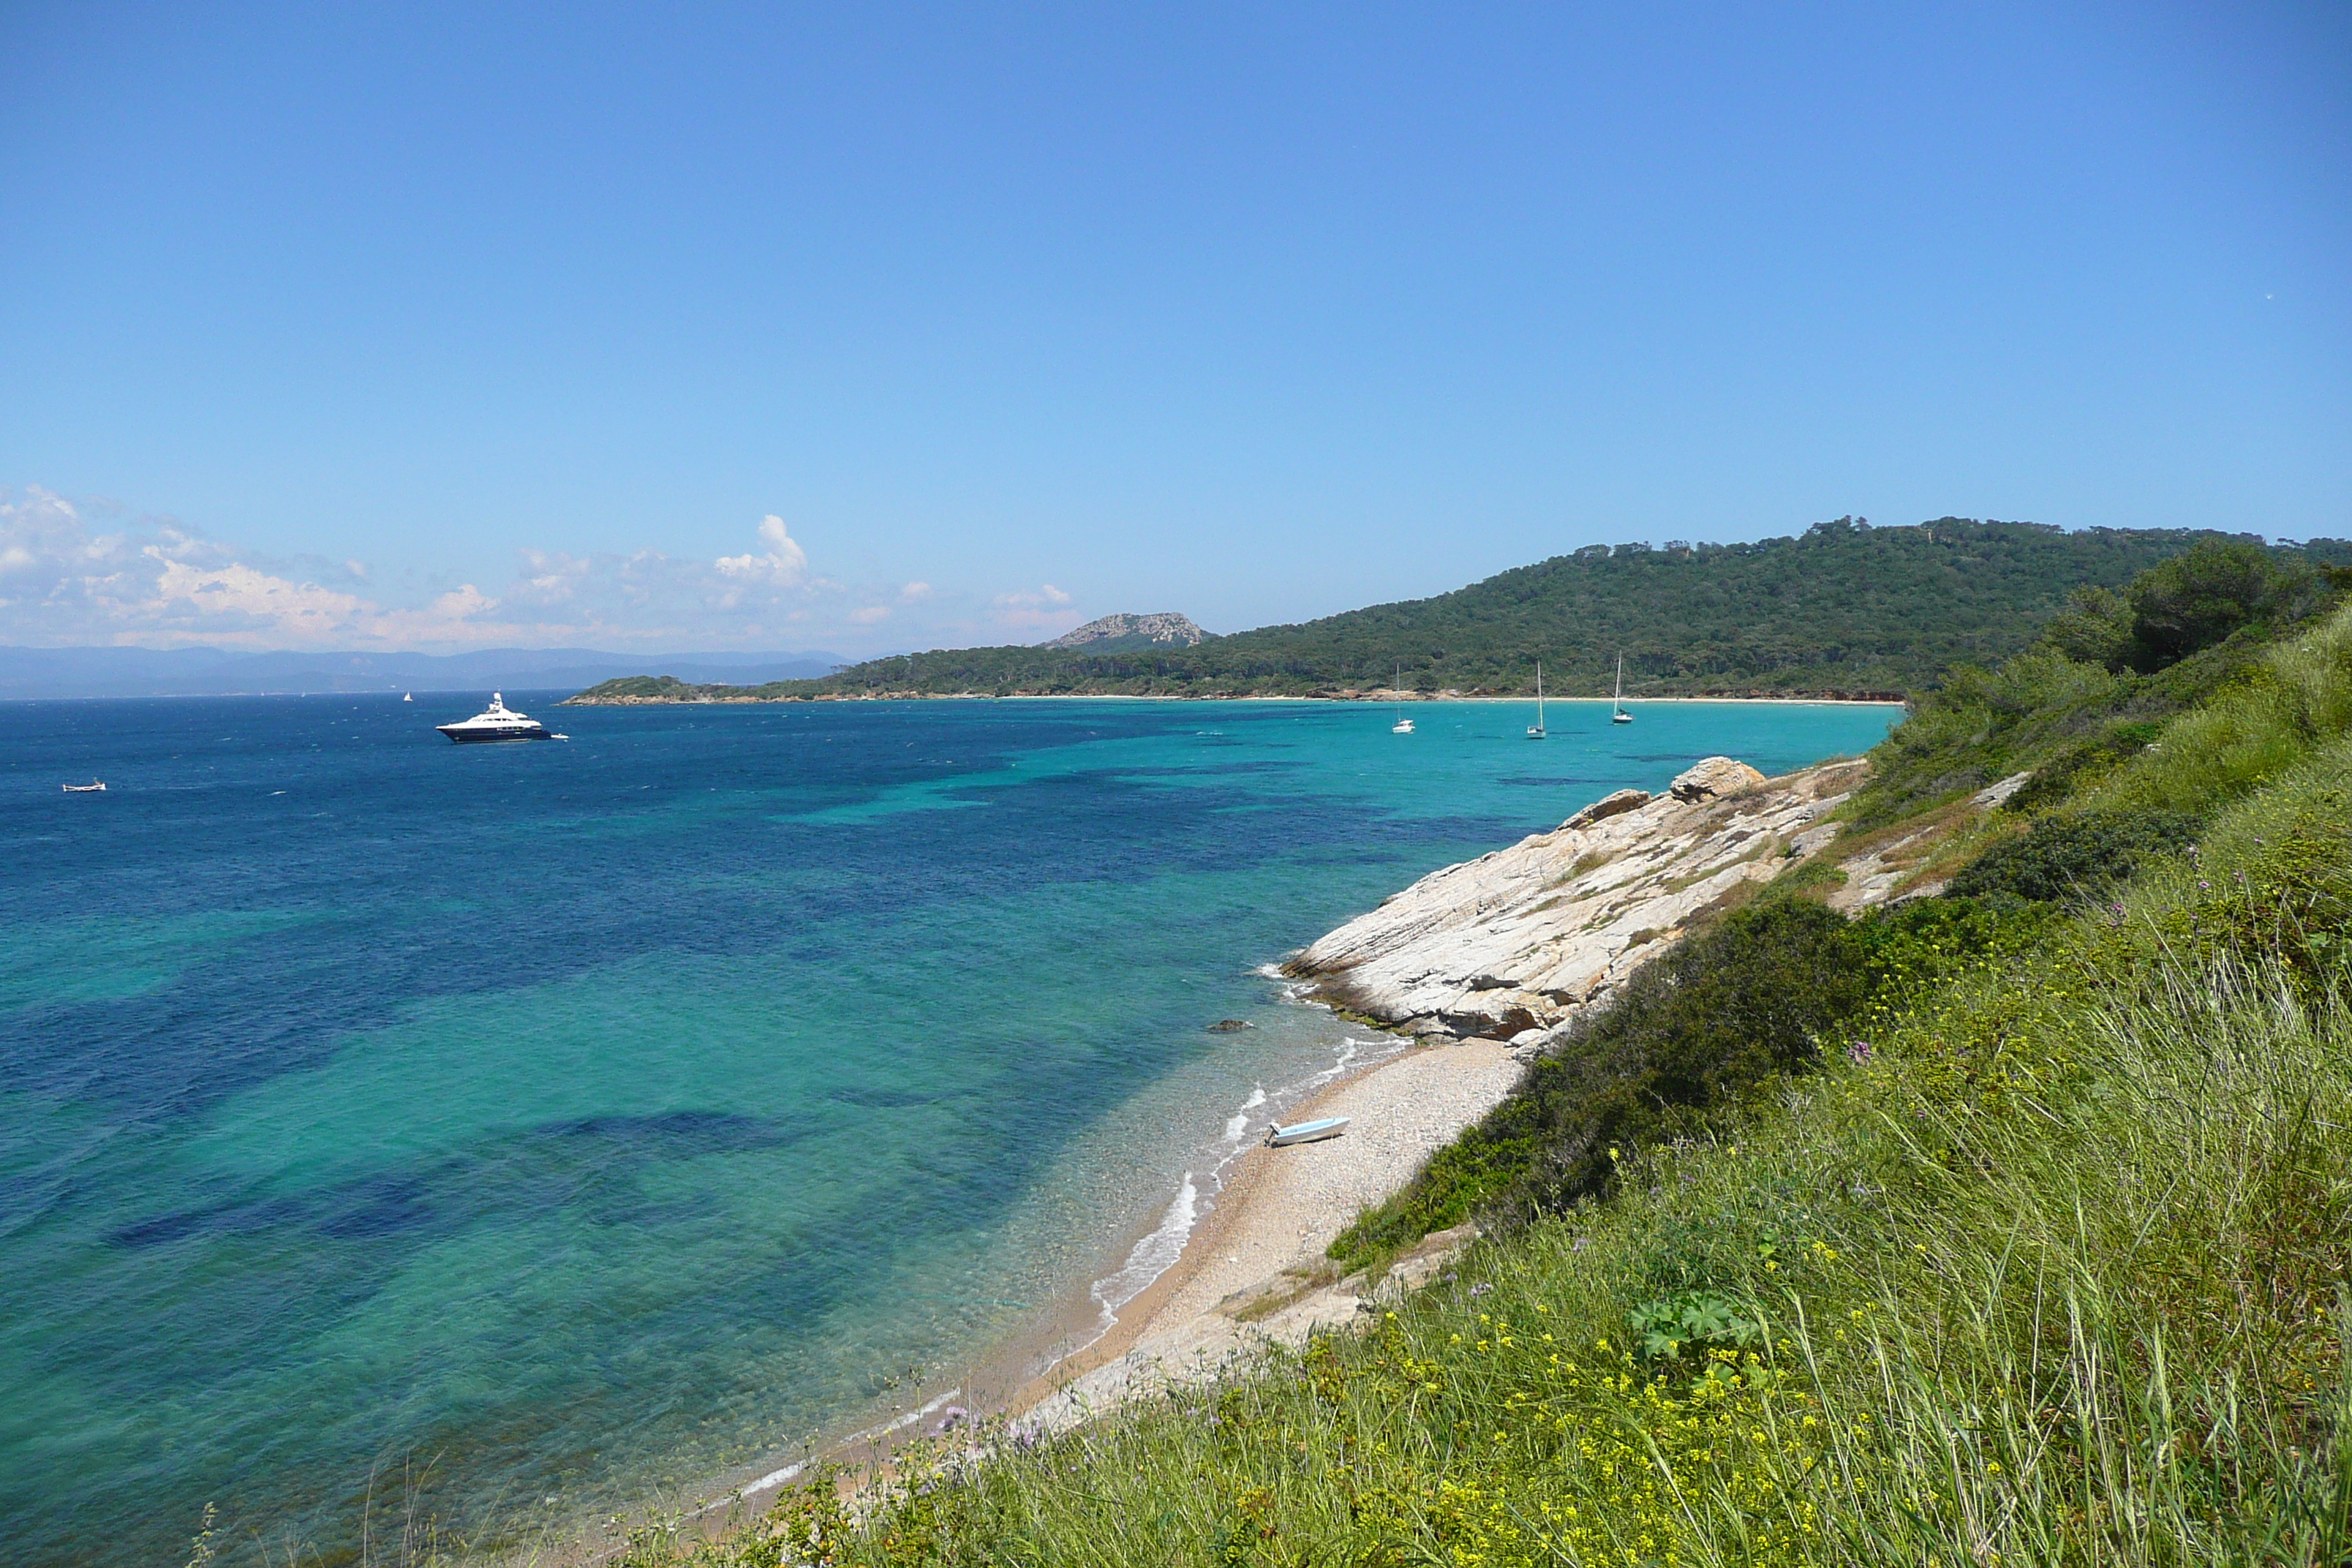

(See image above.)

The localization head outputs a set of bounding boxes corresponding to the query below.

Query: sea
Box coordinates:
[0,693,1896,1564]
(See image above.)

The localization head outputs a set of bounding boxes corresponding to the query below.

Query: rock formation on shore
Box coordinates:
[1285,755,1871,1051]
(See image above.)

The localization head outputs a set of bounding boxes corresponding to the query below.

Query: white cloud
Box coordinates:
[993,583,1073,608]
[991,581,1081,633]
[0,486,536,650]
[0,487,1089,657]
[714,514,808,584]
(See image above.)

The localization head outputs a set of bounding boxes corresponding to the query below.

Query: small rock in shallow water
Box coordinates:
[1206,1019,1254,1033]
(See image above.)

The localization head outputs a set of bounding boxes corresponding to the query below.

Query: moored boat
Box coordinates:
[61,779,106,793]
[1390,666,1414,734]
[436,693,556,743]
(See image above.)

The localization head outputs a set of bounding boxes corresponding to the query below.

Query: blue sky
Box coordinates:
[1,1,2346,656]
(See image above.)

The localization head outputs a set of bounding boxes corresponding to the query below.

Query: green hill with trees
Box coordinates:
[569,519,2350,704]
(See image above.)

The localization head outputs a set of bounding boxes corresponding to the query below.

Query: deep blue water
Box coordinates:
[0,693,1895,1564]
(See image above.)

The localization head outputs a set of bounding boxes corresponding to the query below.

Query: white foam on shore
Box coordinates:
[1222,1083,1270,1142]
[1063,990,1406,1368]
[705,1384,967,1514]
[1088,1172,1199,1327]
[742,1460,803,1494]
[873,1387,968,1438]
[1308,1036,1364,1087]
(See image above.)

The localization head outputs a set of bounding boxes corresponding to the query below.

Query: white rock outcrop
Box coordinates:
[1286,755,1870,1043]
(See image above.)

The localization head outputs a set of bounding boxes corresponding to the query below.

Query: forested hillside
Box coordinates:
[570,519,2351,703]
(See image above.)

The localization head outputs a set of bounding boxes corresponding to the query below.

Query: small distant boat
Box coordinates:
[1612,654,1633,725]
[1390,665,1414,734]
[1266,1116,1350,1147]
[436,693,554,743]
[402,693,412,702]
[1527,660,1546,739]
[61,779,107,793]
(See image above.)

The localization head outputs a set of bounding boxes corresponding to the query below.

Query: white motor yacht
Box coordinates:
[436,693,559,743]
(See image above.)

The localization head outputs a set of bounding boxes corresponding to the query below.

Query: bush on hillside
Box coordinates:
[1945,809,2201,904]
[2038,537,2345,676]
[1997,720,2163,813]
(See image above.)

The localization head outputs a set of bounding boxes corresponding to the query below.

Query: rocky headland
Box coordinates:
[1284,755,1874,1055]
[999,754,1896,1439]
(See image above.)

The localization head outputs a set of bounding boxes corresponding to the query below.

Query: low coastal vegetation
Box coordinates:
[569,521,2351,704]
[263,549,2352,1566]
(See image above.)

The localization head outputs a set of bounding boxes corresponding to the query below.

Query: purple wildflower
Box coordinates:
[1469,1282,1494,1298]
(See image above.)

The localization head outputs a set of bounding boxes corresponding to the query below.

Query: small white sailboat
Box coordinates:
[1612,653,1633,725]
[402,693,412,702]
[1526,661,1546,739]
[1266,1116,1350,1147]
[61,779,106,793]
[1390,666,1414,734]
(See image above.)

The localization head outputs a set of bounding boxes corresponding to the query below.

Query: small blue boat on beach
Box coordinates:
[1266,1116,1349,1147]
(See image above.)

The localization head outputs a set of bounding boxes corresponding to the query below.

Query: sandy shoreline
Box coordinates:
[691,1033,1524,1536]
[987,1035,1523,1433]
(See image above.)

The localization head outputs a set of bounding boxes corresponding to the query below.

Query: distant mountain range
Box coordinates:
[0,645,847,700]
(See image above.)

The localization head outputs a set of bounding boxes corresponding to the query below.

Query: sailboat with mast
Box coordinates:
[1526,662,1545,739]
[1611,653,1633,724]
[1390,666,1414,734]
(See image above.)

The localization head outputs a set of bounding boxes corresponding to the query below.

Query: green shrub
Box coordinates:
[1943,808,2201,903]
[2117,536,2304,671]
[1998,718,2163,813]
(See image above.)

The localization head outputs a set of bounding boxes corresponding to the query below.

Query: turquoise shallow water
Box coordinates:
[0,694,1895,1564]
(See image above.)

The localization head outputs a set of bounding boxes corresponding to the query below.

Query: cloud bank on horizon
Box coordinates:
[0,487,1088,655]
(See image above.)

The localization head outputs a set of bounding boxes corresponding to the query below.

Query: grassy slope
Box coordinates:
[570,524,2349,704]
[324,569,2352,1567]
